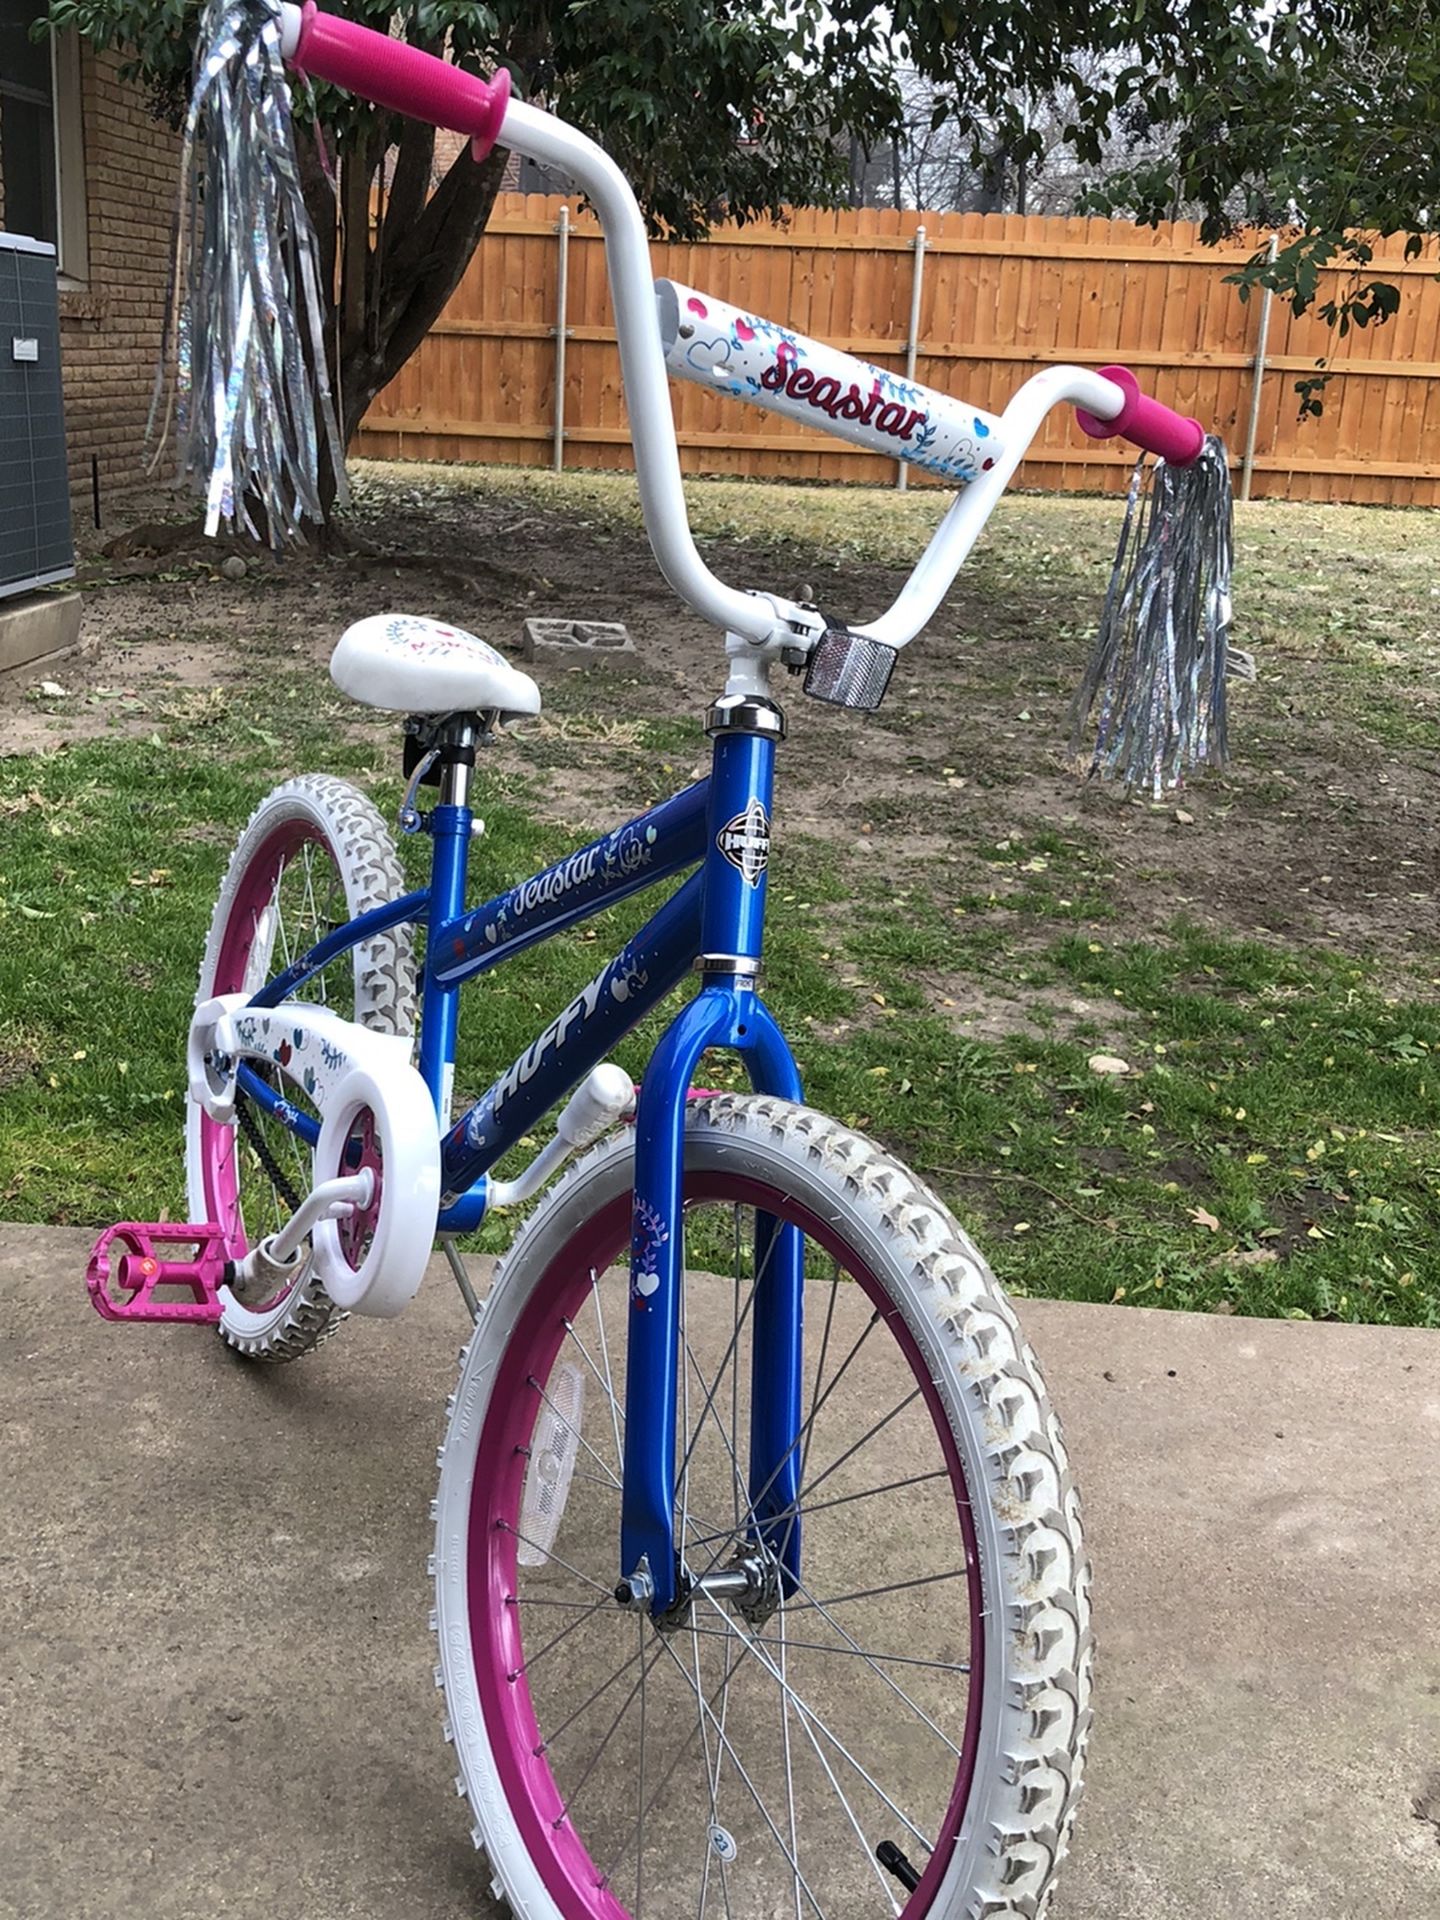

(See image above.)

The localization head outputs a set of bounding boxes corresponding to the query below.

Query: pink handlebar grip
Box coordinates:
[1075,365,1206,467]
[290,2,509,157]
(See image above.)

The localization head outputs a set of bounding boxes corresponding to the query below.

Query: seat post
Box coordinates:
[436,714,479,808]
[417,712,487,1123]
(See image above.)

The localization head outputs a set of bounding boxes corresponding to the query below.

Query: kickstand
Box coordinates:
[441,1237,481,1324]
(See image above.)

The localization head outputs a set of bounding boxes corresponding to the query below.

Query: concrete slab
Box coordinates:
[0,590,81,679]
[2,1221,1438,1918]
[522,616,634,660]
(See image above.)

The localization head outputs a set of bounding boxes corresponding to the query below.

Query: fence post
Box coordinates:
[552,204,571,474]
[895,223,927,492]
[1240,231,1278,503]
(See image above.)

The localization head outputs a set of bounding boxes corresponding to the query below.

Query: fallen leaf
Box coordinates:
[1087,1053,1131,1076]
[1189,1206,1221,1232]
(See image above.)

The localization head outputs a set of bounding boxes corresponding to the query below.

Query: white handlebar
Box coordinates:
[277,1,1131,653]
[494,101,1129,652]
[500,102,777,642]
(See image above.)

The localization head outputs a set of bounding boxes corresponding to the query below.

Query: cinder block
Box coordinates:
[522,617,634,660]
[0,591,83,677]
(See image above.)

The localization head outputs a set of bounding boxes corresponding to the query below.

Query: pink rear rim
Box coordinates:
[466,1171,987,1920]
[198,819,332,1270]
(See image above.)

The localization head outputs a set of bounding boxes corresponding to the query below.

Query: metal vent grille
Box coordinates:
[0,233,74,601]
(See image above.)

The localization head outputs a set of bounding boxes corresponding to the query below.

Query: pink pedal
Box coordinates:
[86,1222,231,1325]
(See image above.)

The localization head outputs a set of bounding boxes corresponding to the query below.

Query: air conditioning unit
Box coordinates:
[0,232,74,601]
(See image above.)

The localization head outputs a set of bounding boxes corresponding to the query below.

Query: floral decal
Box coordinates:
[630,1196,671,1308]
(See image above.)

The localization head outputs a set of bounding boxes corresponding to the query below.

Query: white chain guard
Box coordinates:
[187,995,440,1316]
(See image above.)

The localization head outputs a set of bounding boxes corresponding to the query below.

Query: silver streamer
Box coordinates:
[1069,435,1236,796]
[151,0,346,543]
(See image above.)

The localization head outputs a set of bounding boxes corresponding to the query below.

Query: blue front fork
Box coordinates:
[622,715,805,1615]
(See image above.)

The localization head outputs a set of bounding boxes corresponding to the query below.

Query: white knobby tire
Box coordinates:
[186,775,416,1362]
[432,1094,1091,1920]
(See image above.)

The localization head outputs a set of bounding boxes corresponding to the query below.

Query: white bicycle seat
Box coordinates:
[330,614,542,718]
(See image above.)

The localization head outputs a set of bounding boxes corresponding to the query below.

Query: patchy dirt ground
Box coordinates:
[4,462,1436,994]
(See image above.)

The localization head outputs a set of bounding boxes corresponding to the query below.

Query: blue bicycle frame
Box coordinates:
[241,711,802,1615]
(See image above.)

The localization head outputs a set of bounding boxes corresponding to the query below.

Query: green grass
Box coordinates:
[4,723,1435,1319]
[3,466,1437,1322]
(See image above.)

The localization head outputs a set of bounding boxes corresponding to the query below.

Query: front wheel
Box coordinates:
[186,774,417,1362]
[433,1094,1091,1920]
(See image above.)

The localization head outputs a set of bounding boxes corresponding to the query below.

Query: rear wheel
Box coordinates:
[433,1094,1091,1920]
[185,775,416,1361]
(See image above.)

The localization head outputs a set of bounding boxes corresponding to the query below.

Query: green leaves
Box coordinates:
[48,0,1440,468]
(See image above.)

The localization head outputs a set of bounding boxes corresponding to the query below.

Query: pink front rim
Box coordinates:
[467,1173,987,1919]
[199,819,330,1269]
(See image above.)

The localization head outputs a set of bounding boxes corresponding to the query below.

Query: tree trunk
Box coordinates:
[295,120,510,527]
[341,134,511,450]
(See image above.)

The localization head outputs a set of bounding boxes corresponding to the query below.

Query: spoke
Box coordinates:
[778,1610,802,1920]
[740,1309,881,1544]
[781,1566,963,1758]
[693,1308,884,1591]
[695,1594,934,1857]
[511,1592,613,1680]
[793,1389,922,1506]
[272,861,295,972]
[671,1622,970,1676]
[636,1612,647,1919]
[527,1373,622,1492]
[593,1624,755,1900]
[786,1566,967,1612]
[538,1633,650,1753]
[768,1614,902,1919]
[299,844,327,1005]
[682,1335,748,1528]
[570,1463,626,1490]
[674,1219,776,1492]
[687,1611,734,1920]
[508,1592,624,1611]
[498,1519,616,1598]
[586,1268,626,1470]
[554,1635,672,1824]
[650,1630,831,1920]
[799,1268,840,1492]
[563,1310,621,1446]
[687,1470,949,1553]
[560,1312,629,1498]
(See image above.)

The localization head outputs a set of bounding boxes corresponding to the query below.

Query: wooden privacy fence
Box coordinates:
[357,195,1440,507]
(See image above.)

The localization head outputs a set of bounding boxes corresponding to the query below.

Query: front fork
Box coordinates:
[620,701,805,1617]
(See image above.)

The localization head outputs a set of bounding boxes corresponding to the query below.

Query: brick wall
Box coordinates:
[56,47,179,505]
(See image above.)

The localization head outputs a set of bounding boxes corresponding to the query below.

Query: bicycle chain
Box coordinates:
[235,1086,305,1215]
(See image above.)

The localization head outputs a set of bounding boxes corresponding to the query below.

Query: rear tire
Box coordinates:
[185,775,416,1362]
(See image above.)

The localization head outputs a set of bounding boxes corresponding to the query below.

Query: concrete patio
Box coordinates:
[3,1222,1437,1918]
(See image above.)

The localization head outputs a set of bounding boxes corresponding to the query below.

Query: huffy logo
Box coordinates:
[760,348,928,444]
[716,800,771,887]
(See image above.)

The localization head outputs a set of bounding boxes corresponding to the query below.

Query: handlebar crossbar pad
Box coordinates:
[1076,365,1205,467]
[655,280,1005,484]
[290,1,509,156]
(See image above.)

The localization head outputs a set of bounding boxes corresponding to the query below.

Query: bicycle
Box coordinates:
[86,5,1226,1915]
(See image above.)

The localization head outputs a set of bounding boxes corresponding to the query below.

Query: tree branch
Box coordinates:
[382,117,436,259]
[343,139,509,441]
